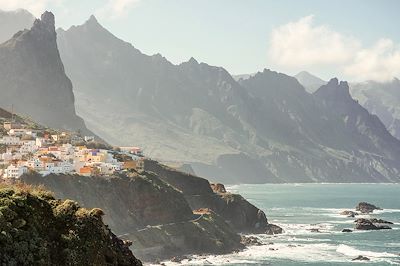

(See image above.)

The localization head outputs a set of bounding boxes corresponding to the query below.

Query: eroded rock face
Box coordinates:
[0,183,142,265]
[144,160,283,234]
[356,202,382,213]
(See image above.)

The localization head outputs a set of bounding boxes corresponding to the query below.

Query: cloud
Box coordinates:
[268,16,400,82]
[0,0,47,16]
[344,39,400,82]
[96,0,140,20]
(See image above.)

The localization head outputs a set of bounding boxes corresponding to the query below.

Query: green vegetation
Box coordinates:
[0,183,142,266]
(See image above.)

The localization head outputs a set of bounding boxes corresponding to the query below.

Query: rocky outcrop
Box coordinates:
[0,183,142,265]
[354,218,392,230]
[352,255,370,261]
[356,202,382,213]
[340,210,359,217]
[0,11,93,135]
[21,171,243,261]
[144,160,283,234]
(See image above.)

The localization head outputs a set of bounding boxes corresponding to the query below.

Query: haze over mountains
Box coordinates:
[1,9,400,183]
[0,10,93,135]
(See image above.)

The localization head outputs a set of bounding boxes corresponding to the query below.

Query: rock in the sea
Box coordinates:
[352,255,370,261]
[241,236,263,246]
[308,228,321,233]
[342,229,353,233]
[340,210,359,217]
[369,218,393,224]
[356,202,382,213]
[354,218,392,230]
[265,224,284,235]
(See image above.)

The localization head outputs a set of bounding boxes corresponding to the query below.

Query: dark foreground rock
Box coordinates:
[352,255,370,261]
[0,183,142,266]
[356,202,382,213]
[354,218,392,230]
[342,229,353,233]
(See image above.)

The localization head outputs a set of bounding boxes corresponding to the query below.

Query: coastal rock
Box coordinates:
[265,224,284,235]
[22,171,244,261]
[340,210,359,217]
[352,255,370,261]
[240,236,263,246]
[342,229,353,233]
[356,202,382,214]
[369,218,393,224]
[144,160,282,234]
[210,183,227,194]
[354,218,392,230]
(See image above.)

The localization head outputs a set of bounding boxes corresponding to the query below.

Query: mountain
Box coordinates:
[57,16,400,183]
[351,78,400,140]
[294,71,326,93]
[0,11,93,135]
[0,9,34,43]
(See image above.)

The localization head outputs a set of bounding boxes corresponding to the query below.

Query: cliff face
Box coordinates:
[21,172,244,261]
[0,183,142,266]
[144,160,278,233]
[0,12,92,135]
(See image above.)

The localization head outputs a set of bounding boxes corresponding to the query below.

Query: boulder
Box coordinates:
[369,218,393,224]
[356,202,382,213]
[354,218,392,230]
[240,236,263,246]
[265,224,284,235]
[342,229,353,233]
[340,210,358,217]
[352,255,370,261]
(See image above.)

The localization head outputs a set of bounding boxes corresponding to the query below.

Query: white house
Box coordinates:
[1,136,21,145]
[4,165,28,179]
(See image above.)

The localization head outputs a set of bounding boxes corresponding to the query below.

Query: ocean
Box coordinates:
[162,183,400,265]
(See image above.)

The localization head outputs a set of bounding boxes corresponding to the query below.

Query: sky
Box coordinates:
[1,0,399,81]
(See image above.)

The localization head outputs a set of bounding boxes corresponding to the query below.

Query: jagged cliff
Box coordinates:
[144,159,282,234]
[0,183,142,265]
[0,12,93,135]
[21,171,245,261]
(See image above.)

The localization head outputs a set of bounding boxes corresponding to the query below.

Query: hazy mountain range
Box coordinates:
[0,11,94,135]
[294,71,326,93]
[1,9,400,183]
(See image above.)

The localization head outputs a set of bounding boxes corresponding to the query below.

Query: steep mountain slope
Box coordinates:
[0,12,93,135]
[57,16,400,183]
[0,9,34,43]
[351,78,400,140]
[294,71,326,93]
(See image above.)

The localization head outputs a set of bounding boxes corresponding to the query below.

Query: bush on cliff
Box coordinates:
[0,182,142,266]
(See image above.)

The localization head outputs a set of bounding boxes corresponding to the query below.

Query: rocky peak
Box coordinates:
[314,78,352,102]
[32,11,55,34]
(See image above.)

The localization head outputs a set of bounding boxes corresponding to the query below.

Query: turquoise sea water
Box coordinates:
[163,184,400,265]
